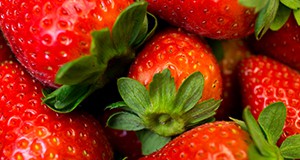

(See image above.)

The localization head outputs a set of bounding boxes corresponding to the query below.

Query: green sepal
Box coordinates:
[117,77,151,116]
[243,107,276,157]
[280,134,300,158]
[107,111,145,131]
[294,9,300,25]
[280,0,300,10]
[258,102,286,145]
[238,0,269,13]
[43,1,157,113]
[106,69,221,155]
[136,129,171,155]
[149,69,176,113]
[270,4,291,31]
[42,84,95,113]
[254,0,280,39]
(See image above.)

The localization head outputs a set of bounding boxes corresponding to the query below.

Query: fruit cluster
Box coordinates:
[0,0,300,159]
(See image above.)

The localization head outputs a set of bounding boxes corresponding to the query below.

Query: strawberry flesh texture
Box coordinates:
[238,55,300,144]
[0,0,133,88]
[0,59,113,159]
[140,121,250,160]
[128,28,222,102]
[146,0,256,39]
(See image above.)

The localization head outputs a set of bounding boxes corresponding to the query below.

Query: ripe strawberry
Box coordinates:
[238,55,300,144]
[0,1,155,112]
[212,39,251,120]
[0,56,113,159]
[247,14,300,71]
[0,0,133,88]
[140,102,300,160]
[128,27,222,102]
[146,0,256,39]
[140,121,251,160]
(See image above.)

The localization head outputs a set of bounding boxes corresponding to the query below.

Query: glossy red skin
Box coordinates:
[216,39,251,120]
[0,0,133,88]
[146,0,256,39]
[140,121,251,160]
[128,28,222,102]
[0,59,113,159]
[99,109,142,160]
[238,55,300,144]
[247,14,300,71]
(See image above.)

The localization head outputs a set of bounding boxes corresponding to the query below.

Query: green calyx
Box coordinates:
[233,102,300,160]
[42,1,157,113]
[106,69,221,155]
[239,0,300,39]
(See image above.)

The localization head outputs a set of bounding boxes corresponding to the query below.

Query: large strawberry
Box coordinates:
[238,55,300,144]
[0,49,113,159]
[0,1,156,112]
[246,13,300,71]
[146,0,257,39]
[128,27,222,102]
[140,102,300,160]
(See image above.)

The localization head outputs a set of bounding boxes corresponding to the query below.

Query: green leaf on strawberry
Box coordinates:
[239,102,300,159]
[107,69,221,155]
[239,0,300,39]
[42,1,157,113]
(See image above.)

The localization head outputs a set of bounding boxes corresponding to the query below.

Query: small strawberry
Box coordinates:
[246,13,300,71]
[0,1,156,112]
[146,0,257,39]
[0,53,113,159]
[128,27,222,103]
[238,55,300,144]
[140,102,300,160]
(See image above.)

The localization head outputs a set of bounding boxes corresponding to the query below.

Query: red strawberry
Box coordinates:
[146,0,256,39]
[212,39,251,120]
[0,55,113,159]
[0,0,133,88]
[238,55,300,144]
[247,14,300,71]
[140,121,251,160]
[139,102,300,160]
[0,1,155,112]
[128,27,222,102]
[107,34,223,153]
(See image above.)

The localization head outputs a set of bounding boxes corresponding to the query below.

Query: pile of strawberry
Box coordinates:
[1,0,300,159]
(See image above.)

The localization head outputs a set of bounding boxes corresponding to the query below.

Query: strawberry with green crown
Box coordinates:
[140,102,300,160]
[238,55,300,144]
[0,1,157,113]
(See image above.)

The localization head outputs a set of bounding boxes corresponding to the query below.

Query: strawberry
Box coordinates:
[0,53,113,159]
[209,39,251,120]
[238,55,300,144]
[128,27,222,103]
[140,102,300,160]
[246,13,300,71]
[0,1,156,112]
[146,0,257,39]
